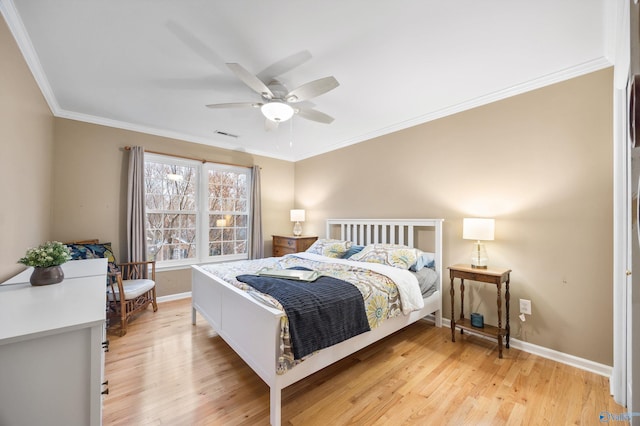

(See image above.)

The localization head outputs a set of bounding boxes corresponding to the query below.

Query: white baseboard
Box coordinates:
[157,291,192,303]
[440,318,612,377]
[153,300,612,378]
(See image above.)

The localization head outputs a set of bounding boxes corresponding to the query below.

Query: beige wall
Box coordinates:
[0,17,54,281]
[51,119,295,296]
[295,68,614,365]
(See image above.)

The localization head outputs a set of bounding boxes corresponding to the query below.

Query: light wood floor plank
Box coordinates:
[103,298,625,425]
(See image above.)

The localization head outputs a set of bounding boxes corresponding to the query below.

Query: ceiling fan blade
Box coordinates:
[297,107,334,124]
[257,50,312,81]
[205,102,261,109]
[165,21,226,72]
[227,63,274,99]
[285,76,339,103]
[264,118,279,131]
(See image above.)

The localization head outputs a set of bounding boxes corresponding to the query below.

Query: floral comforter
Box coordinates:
[200,252,423,374]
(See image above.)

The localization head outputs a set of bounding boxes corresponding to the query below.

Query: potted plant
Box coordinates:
[18,241,72,286]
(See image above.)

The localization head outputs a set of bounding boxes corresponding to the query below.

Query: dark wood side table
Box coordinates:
[448,264,512,358]
[272,235,318,257]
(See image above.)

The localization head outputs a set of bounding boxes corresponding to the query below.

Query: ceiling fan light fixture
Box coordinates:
[261,102,294,122]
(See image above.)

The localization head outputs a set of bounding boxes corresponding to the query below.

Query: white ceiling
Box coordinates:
[2,1,613,161]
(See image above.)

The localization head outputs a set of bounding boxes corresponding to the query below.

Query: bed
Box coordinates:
[191,218,443,425]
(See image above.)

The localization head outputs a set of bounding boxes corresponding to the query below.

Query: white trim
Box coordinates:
[157,291,191,303]
[510,338,612,378]
[442,318,612,377]
[611,0,631,406]
[612,84,630,403]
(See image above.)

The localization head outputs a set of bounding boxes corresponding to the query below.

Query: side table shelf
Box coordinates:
[448,264,512,358]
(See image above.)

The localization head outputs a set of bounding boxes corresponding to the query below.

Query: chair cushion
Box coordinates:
[108,279,155,301]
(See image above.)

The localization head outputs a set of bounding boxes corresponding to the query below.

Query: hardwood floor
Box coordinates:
[103,298,625,425]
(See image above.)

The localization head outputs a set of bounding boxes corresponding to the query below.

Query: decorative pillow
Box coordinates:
[66,242,119,274]
[348,244,421,270]
[409,251,436,272]
[306,239,352,258]
[343,244,365,259]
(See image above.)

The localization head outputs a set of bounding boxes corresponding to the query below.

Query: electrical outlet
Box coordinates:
[519,299,532,315]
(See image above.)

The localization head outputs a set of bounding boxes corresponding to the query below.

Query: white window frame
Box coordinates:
[144,153,251,269]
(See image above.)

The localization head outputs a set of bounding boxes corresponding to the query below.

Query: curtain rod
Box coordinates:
[123,146,254,169]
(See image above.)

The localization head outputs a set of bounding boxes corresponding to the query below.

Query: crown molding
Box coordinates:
[55,109,296,162]
[0,0,59,113]
[297,56,613,161]
[2,0,613,163]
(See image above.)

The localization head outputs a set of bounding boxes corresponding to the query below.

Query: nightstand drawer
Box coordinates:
[273,246,295,257]
[272,235,317,257]
[274,238,297,249]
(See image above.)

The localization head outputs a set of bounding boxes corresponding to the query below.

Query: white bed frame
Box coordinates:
[192,218,443,425]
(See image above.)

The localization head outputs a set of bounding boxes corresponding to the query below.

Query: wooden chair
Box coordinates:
[65,240,158,336]
[106,260,158,336]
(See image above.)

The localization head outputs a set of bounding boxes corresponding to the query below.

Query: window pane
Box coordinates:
[205,166,250,260]
[144,157,198,263]
[209,242,221,256]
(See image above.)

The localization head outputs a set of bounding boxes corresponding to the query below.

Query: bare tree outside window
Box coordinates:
[144,155,250,266]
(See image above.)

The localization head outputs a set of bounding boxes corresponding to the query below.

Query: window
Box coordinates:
[144,154,251,267]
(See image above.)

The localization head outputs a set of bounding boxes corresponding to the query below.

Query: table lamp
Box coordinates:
[463,218,495,269]
[290,209,305,236]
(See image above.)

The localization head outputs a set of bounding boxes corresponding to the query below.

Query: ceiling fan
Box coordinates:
[206,62,339,131]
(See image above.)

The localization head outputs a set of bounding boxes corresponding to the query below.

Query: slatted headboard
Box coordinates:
[325,218,444,283]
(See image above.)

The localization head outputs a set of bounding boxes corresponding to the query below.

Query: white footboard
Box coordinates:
[192,266,283,385]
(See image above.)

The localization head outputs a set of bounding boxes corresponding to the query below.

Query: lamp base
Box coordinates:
[470,241,489,269]
[293,221,302,236]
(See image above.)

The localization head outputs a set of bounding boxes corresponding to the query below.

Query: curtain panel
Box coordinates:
[127,146,147,263]
[249,165,263,259]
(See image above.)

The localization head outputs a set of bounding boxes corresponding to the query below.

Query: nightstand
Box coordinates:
[272,235,318,257]
[448,264,512,358]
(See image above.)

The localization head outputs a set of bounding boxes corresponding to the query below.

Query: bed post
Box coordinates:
[270,386,281,426]
[434,219,443,327]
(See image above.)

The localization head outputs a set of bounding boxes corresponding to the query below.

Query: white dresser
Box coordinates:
[0,258,108,426]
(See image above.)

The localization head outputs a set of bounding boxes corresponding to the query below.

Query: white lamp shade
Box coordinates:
[290,209,305,222]
[463,218,495,241]
[262,102,294,122]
